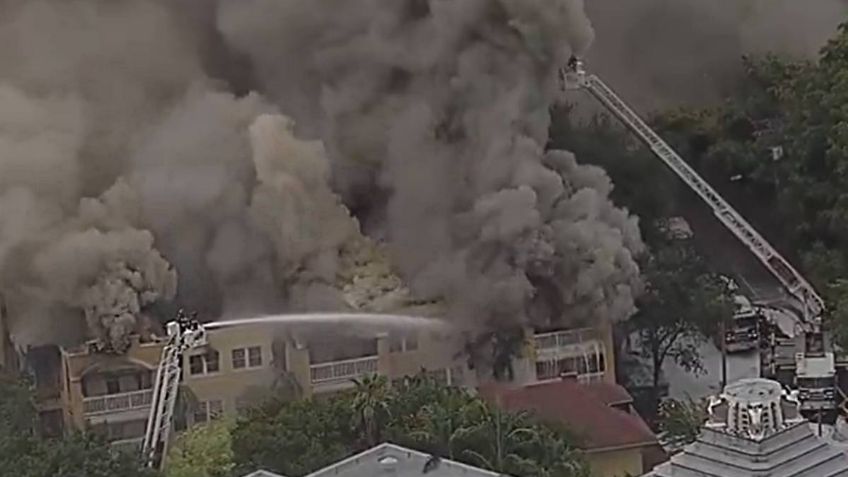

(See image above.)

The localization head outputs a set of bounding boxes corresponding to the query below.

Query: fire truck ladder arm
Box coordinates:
[563,64,825,330]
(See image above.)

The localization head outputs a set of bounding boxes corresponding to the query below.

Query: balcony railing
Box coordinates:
[83,389,153,416]
[533,328,597,351]
[310,356,379,383]
[577,372,606,384]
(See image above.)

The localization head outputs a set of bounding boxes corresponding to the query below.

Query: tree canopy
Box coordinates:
[166,419,235,477]
[657,397,707,452]
[0,372,156,477]
[230,374,590,477]
[629,234,733,397]
[641,22,848,345]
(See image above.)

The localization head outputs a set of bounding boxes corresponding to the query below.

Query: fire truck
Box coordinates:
[724,294,763,353]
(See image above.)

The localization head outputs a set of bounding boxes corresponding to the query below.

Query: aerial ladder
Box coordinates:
[141,310,207,470]
[558,57,837,414]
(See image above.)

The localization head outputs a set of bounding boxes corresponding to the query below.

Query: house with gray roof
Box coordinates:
[242,472,288,477]
[242,442,505,477]
[645,378,848,477]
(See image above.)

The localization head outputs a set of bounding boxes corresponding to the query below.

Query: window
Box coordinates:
[232,346,263,369]
[248,346,262,367]
[189,355,204,375]
[232,349,245,369]
[105,377,120,394]
[206,351,220,373]
[405,335,418,351]
[188,350,220,376]
[194,399,224,424]
[389,336,403,353]
[389,334,418,353]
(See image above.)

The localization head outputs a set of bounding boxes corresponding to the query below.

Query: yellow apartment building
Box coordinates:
[14,296,616,453]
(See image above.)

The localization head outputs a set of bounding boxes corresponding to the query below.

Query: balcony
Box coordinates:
[534,328,597,350]
[577,372,606,384]
[83,389,153,416]
[310,356,379,384]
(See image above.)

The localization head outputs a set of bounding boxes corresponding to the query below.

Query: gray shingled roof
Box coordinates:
[304,443,505,477]
[646,422,848,477]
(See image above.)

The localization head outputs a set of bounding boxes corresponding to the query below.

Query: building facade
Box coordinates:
[20,309,617,451]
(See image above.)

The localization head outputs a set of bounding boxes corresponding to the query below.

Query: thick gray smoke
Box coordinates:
[584,0,848,111]
[216,0,643,333]
[0,0,644,351]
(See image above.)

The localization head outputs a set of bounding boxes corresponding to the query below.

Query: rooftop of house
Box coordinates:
[647,378,848,476]
[479,378,658,453]
[242,443,505,477]
[646,422,848,477]
[242,471,288,477]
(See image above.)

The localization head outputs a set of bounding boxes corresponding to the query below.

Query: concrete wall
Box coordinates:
[586,448,644,477]
[183,323,283,419]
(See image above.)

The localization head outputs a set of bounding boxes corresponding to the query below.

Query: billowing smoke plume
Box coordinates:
[584,0,848,111]
[0,0,644,351]
[216,0,641,333]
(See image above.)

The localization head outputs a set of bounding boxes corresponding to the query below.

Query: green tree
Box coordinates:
[350,374,392,447]
[629,234,734,414]
[231,373,589,477]
[657,397,707,451]
[0,372,156,477]
[166,419,234,477]
[638,23,848,348]
[0,373,50,477]
[458,402,545,476]
[43,432,156,477]
[230,395,355,477]
[399,383,476,459]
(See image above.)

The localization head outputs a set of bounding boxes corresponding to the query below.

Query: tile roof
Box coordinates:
[583,381,634,406]
[479,379,657,452]
[646,422,848,477]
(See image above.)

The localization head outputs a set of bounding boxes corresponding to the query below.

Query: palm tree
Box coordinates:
[407,389,476,459]
[458,401,539,475]
[350,374,391,446]
[519,429,589,477]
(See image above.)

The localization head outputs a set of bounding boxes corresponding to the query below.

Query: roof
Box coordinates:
[646,422,848,477]
[304,443,505,477]
[582,381,634,407]
[479,379,657,452]
[796,353,836,377]
[242,471,288,477]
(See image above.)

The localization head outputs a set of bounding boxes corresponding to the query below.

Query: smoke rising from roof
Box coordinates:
[584,0,848,111]
[0,0,640,351]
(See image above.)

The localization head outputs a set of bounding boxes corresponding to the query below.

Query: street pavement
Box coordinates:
[663,338,760,401]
